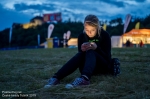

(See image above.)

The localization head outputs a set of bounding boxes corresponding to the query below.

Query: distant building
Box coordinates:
[22,16,44,29]
[30,16,44,25]
[13,13,62,29]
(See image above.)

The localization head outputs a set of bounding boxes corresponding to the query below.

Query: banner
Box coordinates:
[43,12,62,22]
[63,33,67,39]
[9,27,12,44]
[63,33,67,46]
[123,14,131,33]
[102,24,107,31]
[66,31,71,40]
[48,24,54,38]
[135,22,140,29]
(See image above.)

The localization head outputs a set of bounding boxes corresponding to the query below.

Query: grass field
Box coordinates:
[0,48,150,99]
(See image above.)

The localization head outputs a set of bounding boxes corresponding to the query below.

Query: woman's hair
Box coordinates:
[84,14,101,37]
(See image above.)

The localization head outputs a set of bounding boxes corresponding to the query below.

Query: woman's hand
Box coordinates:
[81,42,90,51]
[86,42,97,50]
[81,42,97,51]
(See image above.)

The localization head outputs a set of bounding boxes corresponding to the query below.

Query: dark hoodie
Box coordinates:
[78,28,111,64]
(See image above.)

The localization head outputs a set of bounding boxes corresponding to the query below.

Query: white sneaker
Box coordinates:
[65,77,90,89]
[44,78,60,88]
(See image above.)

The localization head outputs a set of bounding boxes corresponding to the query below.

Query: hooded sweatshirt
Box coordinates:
[78,28,111,64]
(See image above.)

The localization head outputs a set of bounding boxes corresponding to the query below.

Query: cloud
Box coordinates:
[0,0,150,31]
[0,4,32,31]
[96,0,125,7]
[14,3,57,11]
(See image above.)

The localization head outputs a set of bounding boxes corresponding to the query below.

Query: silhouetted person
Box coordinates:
[126,39,130,47]
[139,40,143,48]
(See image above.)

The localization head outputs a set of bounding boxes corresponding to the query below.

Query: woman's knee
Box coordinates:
[86,50,96,57]
[86,49,94,53]
[75,52,85,57]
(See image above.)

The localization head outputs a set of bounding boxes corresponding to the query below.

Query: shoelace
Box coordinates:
[72,78,83,86]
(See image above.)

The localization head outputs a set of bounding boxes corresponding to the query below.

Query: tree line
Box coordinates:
[0,14,150,48]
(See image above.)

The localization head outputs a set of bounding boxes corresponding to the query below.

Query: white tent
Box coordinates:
[67,38,78,46]
[111,36,122,48]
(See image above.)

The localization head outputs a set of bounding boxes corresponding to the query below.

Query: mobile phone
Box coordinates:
[83,42,90,46]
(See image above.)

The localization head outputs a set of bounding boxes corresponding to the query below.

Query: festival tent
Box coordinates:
[67,38,78,46]
[122,29,150,44]
[111,36,122,48]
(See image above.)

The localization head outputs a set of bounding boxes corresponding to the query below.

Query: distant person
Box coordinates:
[139,40,144,48]
[126,39,131,47]
[44,14,112,89]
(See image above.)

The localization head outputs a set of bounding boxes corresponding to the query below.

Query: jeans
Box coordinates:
[54,50,109,80]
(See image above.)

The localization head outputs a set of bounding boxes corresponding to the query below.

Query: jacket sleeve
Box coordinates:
[78,34,83,52]
[95,31,111,62]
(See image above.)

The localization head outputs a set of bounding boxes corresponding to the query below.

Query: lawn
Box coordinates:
[0,48,150,99]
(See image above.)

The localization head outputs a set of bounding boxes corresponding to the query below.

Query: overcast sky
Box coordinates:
[0,0,150,31]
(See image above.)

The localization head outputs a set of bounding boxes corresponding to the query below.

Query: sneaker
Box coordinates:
[65,77,90,89]
[44,78,60,88]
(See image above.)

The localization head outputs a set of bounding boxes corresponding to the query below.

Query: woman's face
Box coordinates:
[84,23,97,38]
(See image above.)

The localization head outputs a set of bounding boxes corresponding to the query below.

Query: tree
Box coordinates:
[1,14,150,48]
[110,28,120,36]
[143,14,150,28]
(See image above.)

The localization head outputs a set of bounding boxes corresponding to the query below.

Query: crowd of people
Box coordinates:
[124,39,144,48]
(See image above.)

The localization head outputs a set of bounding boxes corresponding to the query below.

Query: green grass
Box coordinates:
[0,48,150,99]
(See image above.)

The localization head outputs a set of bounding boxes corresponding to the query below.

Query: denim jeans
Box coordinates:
[54,50,109,80]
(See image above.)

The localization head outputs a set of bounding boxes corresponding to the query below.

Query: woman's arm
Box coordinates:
[78,34,83,52]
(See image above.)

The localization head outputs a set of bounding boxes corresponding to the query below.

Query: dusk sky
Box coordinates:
[0,0,150,31]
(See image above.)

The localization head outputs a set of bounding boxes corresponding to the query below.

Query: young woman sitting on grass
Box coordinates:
[44,14,111,89]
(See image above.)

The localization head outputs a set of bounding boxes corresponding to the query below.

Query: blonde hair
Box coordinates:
[84,14,101,37]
